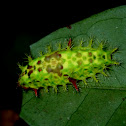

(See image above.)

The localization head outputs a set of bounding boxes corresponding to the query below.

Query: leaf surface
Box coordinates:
[20,6,126,126]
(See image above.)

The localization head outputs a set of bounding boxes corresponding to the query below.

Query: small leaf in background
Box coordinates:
[20,6,126,126]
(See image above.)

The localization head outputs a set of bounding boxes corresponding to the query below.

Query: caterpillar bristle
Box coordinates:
[92,75,99,83]
[88,39,93,48]
[82,79,87,85]
[98,42,104,50]
[100,71,108,76]
[111,48,118,54]
[39,51,43,56]
[47,45,52,53]
[53,86,58,93]
[24,53,32,62]
[17,62,24,71]
[63,84,67,91]
[57,42,62,50]
[79,40,84,47]
[44,86,48,93]
[112,61,120,65]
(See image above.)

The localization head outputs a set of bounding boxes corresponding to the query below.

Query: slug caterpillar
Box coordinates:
[18,38,119,97]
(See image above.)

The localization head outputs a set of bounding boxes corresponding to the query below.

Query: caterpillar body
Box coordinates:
[18,39,118,97]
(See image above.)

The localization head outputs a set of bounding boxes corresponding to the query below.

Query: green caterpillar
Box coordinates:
[18,39,119,96]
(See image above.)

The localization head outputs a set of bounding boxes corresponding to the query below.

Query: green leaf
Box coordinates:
[20,6,126,126]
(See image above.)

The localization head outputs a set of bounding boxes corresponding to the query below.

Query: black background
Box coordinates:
[1,1,125,126]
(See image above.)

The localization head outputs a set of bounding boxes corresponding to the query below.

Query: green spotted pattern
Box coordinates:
[18,39,118,92]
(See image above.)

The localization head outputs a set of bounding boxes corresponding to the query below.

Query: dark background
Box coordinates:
[1,1,125,126]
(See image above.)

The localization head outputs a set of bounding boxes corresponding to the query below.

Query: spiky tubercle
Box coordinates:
[18,39,119,96]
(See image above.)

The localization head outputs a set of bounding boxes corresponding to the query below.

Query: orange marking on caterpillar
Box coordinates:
[68,77,79,91]
[68,38,72,48]
[34,89,38,97]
